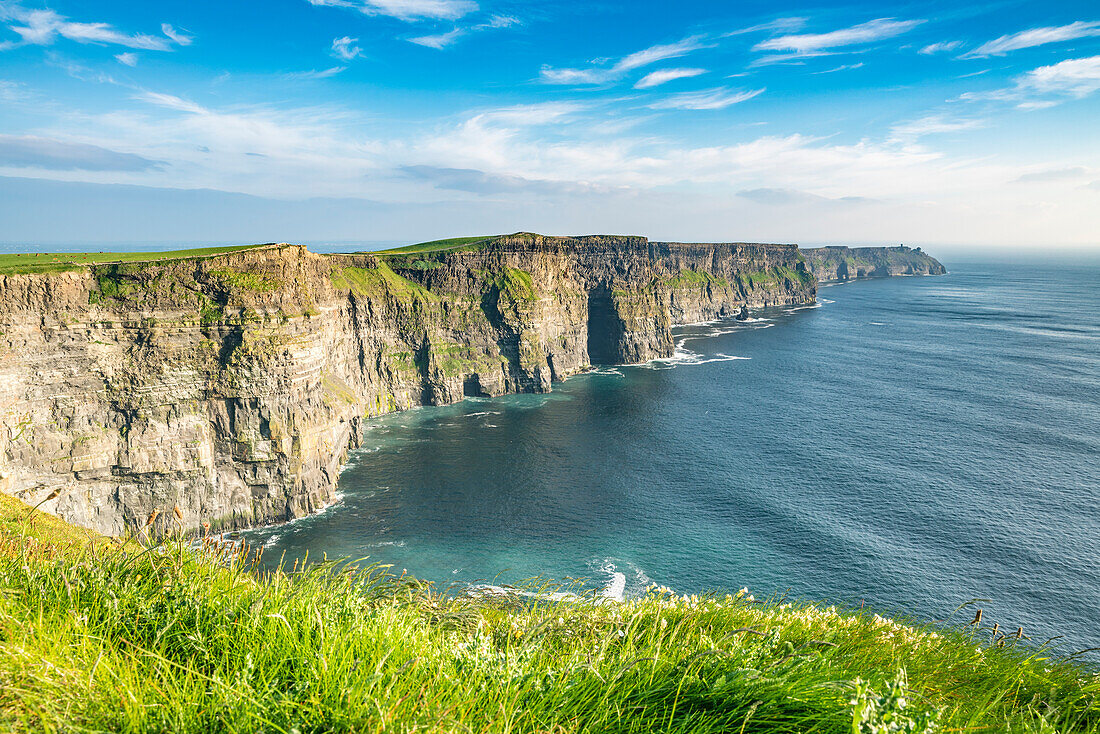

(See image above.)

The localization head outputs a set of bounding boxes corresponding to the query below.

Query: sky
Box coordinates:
[0,0,1098,252]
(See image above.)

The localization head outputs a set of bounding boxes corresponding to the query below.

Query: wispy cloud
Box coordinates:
[406,13,517,50]
[725,17,807,37]
[0,134,161,171]
[634,68,706,89]
[408,28,463,48]
[331,36,363,60]
[649,87,764,110]
[137,91,208,114]
[890,114,984,141]
[963,21,1100,58]
[305,0,477,22]
[160,24,192,47]
[920,41,962,55]
[283,66,346,80]
[115,52,138,67]
[813,62,864,74]
[541,36,709,85]
[0,3,189,51]
[754,18,924,53]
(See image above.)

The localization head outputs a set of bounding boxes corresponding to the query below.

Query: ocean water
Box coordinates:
[247,263,1100,651]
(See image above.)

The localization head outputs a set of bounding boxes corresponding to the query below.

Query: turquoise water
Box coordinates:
[247,263,1100,651]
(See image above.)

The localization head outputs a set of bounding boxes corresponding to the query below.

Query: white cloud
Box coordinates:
[115,52,138,67]
[408,28,463,49]
[649,87,764,110]
[541,36,709,85]
[12,92,1100,247]
[919,41,962,55]
[331,35,362,60]
[750,51,836,67]
[963,55,1100,108]
[634,68,706,89]
[754,18,924,53]
[136,91,208,114]
[305,0,476,22]
[1016,55,1100,97]
[725,17,807,37]
[0,4,189,51]
[890,115,984,141]
[481,14,518,29]
[160,23,192,46]
[0,79,22,101]
[405,12,517,50]
[283,67,346,80]
[469,101,584,127]
[812,62,864,74]
[963,21,1100,58]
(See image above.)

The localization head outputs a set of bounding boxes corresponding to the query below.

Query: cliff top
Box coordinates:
[1,236,927,277]
[376,232,797,257]
[0,243,277,275]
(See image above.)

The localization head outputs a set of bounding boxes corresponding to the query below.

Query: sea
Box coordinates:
[230,261,1097,652]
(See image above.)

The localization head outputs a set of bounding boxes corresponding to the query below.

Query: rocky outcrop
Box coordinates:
[803,246,946,283]
[1,234,815,536]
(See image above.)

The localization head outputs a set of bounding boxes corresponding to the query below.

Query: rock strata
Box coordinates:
[1,234,817,535]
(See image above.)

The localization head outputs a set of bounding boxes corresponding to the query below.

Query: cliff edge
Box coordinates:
[1,234,815,535]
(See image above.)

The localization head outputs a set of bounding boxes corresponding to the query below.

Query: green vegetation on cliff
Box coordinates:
[330,262,438,304]
[375,236,494,255]
[1,496,1097,733]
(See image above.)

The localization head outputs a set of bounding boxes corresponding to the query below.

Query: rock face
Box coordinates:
[0,234,816,536]
[803,246,946,283]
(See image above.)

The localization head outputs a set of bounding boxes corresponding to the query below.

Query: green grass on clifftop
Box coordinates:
[1,496,1097,733]
[374,236,494,255]
[0,245,267,275]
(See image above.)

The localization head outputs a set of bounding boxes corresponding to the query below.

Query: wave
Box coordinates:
[647,343,751,368]
[784,302,823,313]
[587,366,625,377]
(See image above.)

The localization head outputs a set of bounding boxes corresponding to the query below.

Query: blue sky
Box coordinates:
[0,0,1098,250]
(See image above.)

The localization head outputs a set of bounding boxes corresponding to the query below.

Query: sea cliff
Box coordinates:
[1,233,816,535]
[804,245,946,282]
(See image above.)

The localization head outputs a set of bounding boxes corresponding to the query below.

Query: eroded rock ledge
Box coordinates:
[1,233,911,536]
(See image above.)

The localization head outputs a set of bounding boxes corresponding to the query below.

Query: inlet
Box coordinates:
[586,287,623,365]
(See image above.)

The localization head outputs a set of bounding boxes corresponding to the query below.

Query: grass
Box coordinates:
[1,496,1097,732]
[374,236,495,255]
[0,245,268,275]
[330,263,438,304]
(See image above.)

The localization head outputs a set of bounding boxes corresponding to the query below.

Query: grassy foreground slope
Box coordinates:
[1,497,1097,733]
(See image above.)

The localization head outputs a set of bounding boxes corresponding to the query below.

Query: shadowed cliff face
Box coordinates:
[0,234,819,535]
[803,246,946,283]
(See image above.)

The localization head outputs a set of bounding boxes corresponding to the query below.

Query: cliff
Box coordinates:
[803,245,946,282]
[0,233,815,536]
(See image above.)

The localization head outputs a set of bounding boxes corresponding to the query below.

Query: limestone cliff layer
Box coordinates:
[1,234,815,536]
[804,246,946,283]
